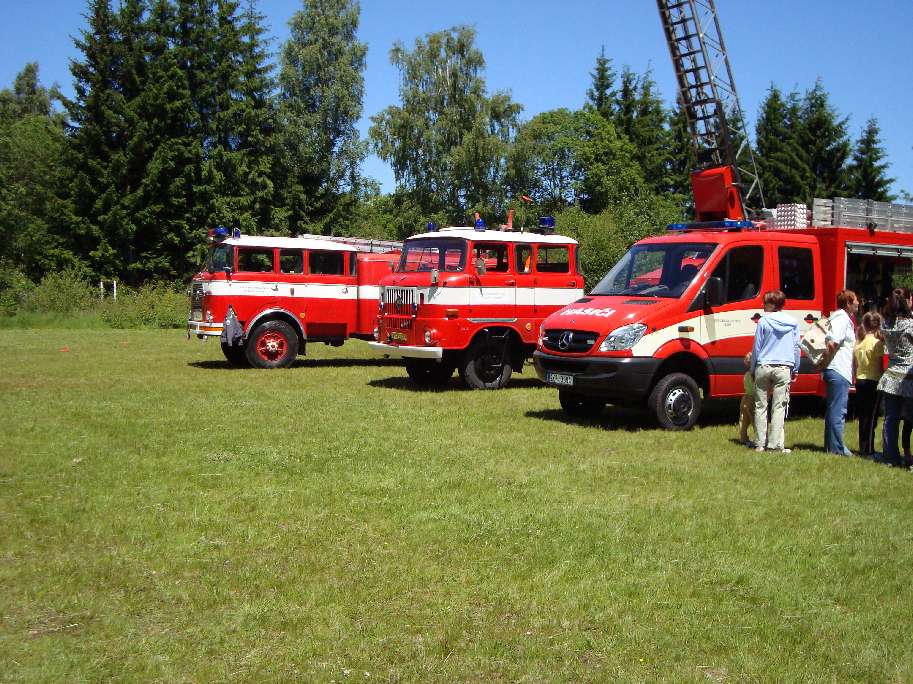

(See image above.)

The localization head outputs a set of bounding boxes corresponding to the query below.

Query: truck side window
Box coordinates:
[537,246,569,273]
[237,248,274,273]
[279,249,304,274]
[349,252,358,276]
[710,246,763,303]
[515,245,532,274]
[474,243,510,273]
[778,247,815,300]
[309,250,345,275]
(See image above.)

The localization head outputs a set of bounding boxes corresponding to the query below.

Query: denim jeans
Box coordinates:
[823,369,851,456]
[882,393,913,464]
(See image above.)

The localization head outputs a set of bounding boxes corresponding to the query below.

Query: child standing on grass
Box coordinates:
[738,352,755,446]
[854,312,884,457]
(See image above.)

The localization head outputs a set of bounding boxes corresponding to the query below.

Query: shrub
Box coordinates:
[100,281,188,329]
[25,268,97,315]
[0,262,36,317]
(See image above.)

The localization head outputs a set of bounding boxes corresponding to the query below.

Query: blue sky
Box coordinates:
[1,0,910,199]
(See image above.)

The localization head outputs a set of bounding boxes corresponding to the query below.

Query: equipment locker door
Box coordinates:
[303,249,357,341]
[532,244,579,315]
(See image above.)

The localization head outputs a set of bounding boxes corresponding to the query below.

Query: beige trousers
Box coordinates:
[753,365,791,450]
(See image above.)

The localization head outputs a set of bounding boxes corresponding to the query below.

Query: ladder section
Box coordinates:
[656,0,764,208]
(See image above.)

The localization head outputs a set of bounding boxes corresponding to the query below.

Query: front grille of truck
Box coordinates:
[542,329,599,353]
[190,283,204,320]
[381,286,416,330]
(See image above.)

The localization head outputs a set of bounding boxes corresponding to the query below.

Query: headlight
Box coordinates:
[424,328,437,345]
[538,323,545,346]
[373,327,379,340]
[598,323,647,351]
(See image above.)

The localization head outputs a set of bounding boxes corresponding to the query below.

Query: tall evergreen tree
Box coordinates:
[585,46,615,120]
[370,26,521,224]
[66,0,129,276]
[848,117,895,201]
[754,85,809,206]
[629,68,670,193]
[613,66,638,143]
[278,0,367,234]
[666,103,695,200]
[797,81,851,201]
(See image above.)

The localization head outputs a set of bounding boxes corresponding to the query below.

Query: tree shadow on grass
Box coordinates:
[367,375,545,393]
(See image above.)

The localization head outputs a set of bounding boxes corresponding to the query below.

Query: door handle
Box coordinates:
[751,313,761,323]
[271,284,279,291]
[505,279,515,286]
[567,280,576,286]
[804,314,818,323]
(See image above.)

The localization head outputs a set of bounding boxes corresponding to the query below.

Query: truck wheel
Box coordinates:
[245,320,299,369]
[649,372,701,430]
[559,391,605,418]
[459,337,513,389]
[220,341,248,367]
[405,359,454,387]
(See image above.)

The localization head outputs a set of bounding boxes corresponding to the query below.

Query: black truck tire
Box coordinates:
[648,372,702,430]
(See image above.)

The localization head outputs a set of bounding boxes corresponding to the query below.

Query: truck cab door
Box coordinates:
[776,243,822,393]
[234,246,279,327]
[697,244,767,395]
[469,242,516,322]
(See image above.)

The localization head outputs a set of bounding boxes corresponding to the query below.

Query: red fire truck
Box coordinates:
[534,203,913,428]
[187,229,399,368]
[368,221,584,388]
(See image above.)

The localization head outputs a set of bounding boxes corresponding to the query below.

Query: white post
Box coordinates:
[112,280,117,301]
[99,280,104,300]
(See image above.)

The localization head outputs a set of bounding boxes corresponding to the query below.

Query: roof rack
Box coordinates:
[296,233,402,253]
[767,199,913,232]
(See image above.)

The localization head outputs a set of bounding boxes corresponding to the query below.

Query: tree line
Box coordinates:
[0,0,902,290]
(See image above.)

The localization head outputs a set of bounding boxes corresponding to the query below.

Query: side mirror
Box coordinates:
[704,276,724,308]
[430,268,439,285]
[475,258,486,275]
[223,266,233,279]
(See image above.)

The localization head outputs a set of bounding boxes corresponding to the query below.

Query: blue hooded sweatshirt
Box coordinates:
[750,310,800,375]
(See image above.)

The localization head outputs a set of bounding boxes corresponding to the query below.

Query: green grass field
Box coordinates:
[2,329,912,682]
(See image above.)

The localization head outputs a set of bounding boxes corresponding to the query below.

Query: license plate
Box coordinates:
[547,372,574,387]
[390,331,408,342]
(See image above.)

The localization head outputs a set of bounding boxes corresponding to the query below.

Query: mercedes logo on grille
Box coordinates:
[394,293,403,305]
[558,331,574,351]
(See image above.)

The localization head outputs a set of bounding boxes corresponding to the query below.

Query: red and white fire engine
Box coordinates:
[534,0,913,428]
[534,204,913,428]
[187,228,399,368]
[368,219,584,388]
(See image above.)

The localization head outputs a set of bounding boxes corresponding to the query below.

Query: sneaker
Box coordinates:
[754,446,765,453]
[771,447,792,454]
[742,440,757,449]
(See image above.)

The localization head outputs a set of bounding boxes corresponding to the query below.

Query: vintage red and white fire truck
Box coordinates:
[368,220,585,389]
[534,198,913,429]
[187,228,399,368]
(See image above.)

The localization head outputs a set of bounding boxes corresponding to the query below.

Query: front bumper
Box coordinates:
[533,350,661,402]
[368,342,443,360]
[187,319,223,337]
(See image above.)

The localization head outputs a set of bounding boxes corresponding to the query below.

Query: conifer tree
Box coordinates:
[754,85,809,206]
[797,81,851,201]
[586,46,615,120]
[629,69,670,193]
[848,117,895,201]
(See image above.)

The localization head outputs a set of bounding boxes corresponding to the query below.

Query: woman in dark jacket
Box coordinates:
[877,289,913,466]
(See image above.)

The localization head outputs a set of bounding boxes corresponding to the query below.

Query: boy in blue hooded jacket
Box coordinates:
[750,289,801,453]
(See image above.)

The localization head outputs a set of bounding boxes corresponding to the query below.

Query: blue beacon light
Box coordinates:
[474,218,486,231]
[426,221,438,232]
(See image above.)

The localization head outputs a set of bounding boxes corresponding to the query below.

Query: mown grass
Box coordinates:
[1,329,912,682]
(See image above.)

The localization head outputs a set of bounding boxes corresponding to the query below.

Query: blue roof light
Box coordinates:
[426,221,438,232]
[474,218,486,231]
[666,220,755,232]
[213,226,230,238]
[538,216,556,232]
[231,227,242,239]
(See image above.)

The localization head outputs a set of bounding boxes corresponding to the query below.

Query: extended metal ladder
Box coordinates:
[656,0,764,209]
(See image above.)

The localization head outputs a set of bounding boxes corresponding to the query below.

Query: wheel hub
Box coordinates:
[664,387,693,425]
[257,332,286,360]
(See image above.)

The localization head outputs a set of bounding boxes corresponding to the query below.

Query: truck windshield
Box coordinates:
[591,242,716,298]
[398,239,467,273]
[206,244,233,272]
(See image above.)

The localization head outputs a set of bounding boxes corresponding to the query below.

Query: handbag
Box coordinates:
[799,314,832,370]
